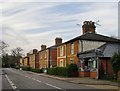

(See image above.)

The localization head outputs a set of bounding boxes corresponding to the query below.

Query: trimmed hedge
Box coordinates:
[47,64,79,77]
[31,68,43,73]
[47,67,69,77]
[21,66,32,71]
[21,66,43,73]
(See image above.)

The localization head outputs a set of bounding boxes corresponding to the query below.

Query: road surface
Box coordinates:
[1,68,117,91]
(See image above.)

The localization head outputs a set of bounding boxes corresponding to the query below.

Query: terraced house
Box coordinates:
[29,49,38,69]
[39,45,48,69]
[39,38,62,69]
[57,21,105,67]
[23,56,29,66]
[19,58,23,66]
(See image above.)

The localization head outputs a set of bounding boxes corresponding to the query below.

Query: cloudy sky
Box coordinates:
[0,1,119,55]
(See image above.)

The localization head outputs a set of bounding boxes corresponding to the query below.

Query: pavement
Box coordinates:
[37,73,119,86]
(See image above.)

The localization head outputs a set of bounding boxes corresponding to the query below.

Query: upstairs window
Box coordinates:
[60,46,64,56]
[71,42,74,54]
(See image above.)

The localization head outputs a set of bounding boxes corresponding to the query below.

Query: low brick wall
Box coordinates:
[118,70,120,82]
[90,72,97,79]
[79,71,90,77]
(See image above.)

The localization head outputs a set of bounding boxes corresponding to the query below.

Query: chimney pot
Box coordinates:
[33,49,38,54]
[55,37,62,46]
[41,45,46,50]
[82,20,96,34]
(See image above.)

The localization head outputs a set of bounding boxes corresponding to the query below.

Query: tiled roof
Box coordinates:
[58,33,120,46]
[38,45,57,52]
[66,33,120,43]
[77,43,120,58]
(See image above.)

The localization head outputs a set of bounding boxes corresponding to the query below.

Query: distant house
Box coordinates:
[39,38,62,69]
[39,45,48,69]
[29,49,38,69]
[19,58,24,66]
[23,56,29,66]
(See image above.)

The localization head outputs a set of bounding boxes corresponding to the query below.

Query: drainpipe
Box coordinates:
[35,54,36,68]
[95,49,102,79]
[65,44,67,67]
[96,56,99,79]
[48,49,50,68]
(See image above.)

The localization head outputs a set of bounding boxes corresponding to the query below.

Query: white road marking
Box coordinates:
[25,75,42,83]
[45,83,62,90]
[5,74,17,90]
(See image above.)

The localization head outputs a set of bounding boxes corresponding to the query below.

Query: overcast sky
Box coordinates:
[0,1,119,55]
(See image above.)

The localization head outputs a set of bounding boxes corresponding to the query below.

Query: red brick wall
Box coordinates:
[50,48,57,62]
[39,50,48,68]
[79,71,90,77]
[67,40,79,65]
[100,58,114,76]
[50,48,57,67]
[90,72,97,79]
[57,44,66,67]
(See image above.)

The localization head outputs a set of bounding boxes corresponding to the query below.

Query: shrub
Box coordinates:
[111,52,120,80]
[31,68,43,73]
[56,67,69,77]
[47,64,79,77]
[67,64,78,71]
[47,68,57,75]
[21,66,32,71]
[67,64,79,77]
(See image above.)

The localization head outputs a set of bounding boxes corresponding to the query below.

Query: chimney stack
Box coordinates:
[27,53,30,56]
[55,37,62,46]
[41,45,46,50]
[82,21,96,34]
[33,49,38,54]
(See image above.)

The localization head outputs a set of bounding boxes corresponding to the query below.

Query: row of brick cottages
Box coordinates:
[20,21,120,79]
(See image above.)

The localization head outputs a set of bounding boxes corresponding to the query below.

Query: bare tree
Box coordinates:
[11,47,23,65]
[0,41,9,67]
[0,40,8,55]
[11,47,23,57]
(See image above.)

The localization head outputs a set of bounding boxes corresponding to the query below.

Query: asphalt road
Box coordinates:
[1,68,116,91]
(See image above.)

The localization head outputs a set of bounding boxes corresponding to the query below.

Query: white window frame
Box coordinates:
[60,46,63,56]
[71,42,74,54]
[93,60,96,68]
